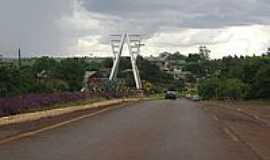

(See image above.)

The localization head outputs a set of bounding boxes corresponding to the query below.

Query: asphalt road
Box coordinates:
[0,99,258,160]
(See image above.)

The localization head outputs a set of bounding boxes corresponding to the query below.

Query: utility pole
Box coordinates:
[109,33,144,90]
[18,48,22,67]
[267,48,270,56]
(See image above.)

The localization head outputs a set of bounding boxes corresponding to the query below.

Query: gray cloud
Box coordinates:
[0,0,74,57]
[82,0,270,29]
[0,0,270,57]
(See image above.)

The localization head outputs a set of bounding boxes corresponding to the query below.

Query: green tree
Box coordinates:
[198,77,220,100]
[57,58,89,91]
[254,65,270,98]
[183,63,206,78]
[84,61,102,71]
[102,58,113,69]
[220,79,248,100]
[137,56,174,85]
[32,57,59,78]
[199,78,249,100]
[18,65,36,93]
[186,54,202,63]
[0,65,21,97]
[167,52,187,61]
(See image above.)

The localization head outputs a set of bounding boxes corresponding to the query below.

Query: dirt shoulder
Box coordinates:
[201,100,270,160]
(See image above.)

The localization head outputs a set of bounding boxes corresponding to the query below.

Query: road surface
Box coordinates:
[0,99,258,160]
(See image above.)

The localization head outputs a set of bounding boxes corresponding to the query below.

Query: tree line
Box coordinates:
[197,55,270,100]
[0,53,269,100]
[156,51,270,100]
[0,56,174,97]
[0,57,101,97]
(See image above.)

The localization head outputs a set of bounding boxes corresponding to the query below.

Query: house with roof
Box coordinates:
[81,71,108,92]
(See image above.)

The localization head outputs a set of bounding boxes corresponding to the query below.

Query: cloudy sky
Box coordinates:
[1,0,270,58]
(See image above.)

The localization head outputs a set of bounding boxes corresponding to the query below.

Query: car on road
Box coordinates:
[192,95,201,101]
[165,90,177,100]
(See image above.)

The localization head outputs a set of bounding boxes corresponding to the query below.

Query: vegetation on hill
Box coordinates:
[0,52,269,100]
[148,51,270,100]
[197,55,270,100]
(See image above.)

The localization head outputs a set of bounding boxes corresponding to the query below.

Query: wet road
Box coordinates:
[0,99,258,160]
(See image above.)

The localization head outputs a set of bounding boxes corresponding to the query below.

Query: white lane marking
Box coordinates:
[223,128,239,142]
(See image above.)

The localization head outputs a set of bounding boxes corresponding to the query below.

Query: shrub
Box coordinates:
[219,79,249,100]
[0,92,93,117]
[254,65,270,99]
[198,78,249,100]
[198,77,220,100]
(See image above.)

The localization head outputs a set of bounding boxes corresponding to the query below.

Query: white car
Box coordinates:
[192,95,201,101]
[165,90,177,100]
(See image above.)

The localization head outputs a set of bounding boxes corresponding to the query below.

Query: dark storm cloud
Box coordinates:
[77,0,270,57]
[82,0,270,29]
[1,0,270,57]
[0,0,74,57]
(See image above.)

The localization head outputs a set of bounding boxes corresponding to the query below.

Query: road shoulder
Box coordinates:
[0,98,142,144]
[201,101,270,160]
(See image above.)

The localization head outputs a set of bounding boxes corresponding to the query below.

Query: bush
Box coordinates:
[254,65,270,99]
[219,79,249,100]
[198,78,248,100]
[0,65,22,97]
[143,81,156,95]
[198,78,220,100]
[0,92,93,117]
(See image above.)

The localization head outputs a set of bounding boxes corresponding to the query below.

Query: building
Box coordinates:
[173,68,192,80]
[81,70,109,92]
[147,53,189,80]
[147,54,176,73]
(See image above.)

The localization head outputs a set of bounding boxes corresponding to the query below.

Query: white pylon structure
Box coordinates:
[109,33,144,89]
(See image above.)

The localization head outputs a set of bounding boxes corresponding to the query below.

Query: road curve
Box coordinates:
[0,99,258,160]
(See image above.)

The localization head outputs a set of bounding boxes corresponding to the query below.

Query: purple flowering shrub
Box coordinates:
[0,91,138,117]
[0,92,94,117]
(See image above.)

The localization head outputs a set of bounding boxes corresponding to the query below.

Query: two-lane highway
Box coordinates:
[0,99,258,160]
